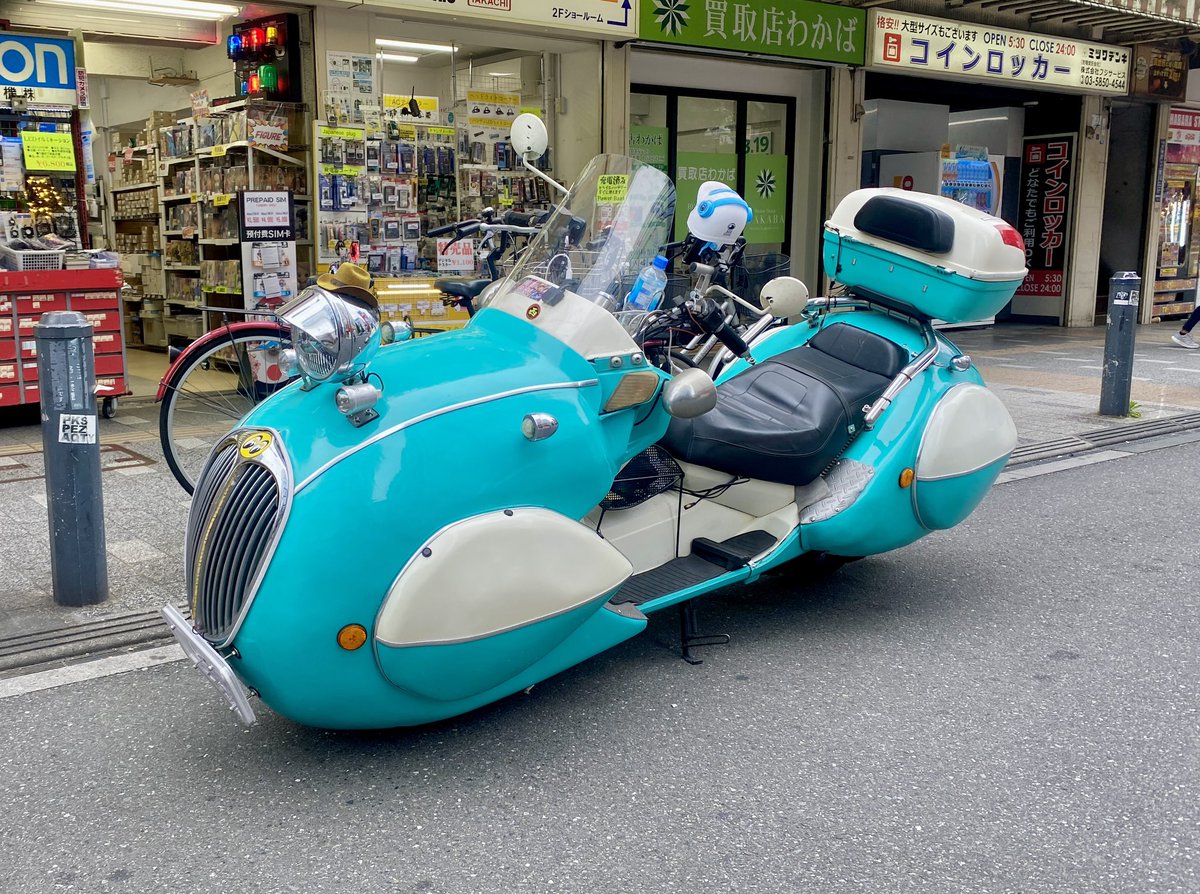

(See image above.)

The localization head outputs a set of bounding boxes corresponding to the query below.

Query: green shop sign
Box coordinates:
[641,0,866,66]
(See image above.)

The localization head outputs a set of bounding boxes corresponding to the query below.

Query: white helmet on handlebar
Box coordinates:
[687,181,753,246]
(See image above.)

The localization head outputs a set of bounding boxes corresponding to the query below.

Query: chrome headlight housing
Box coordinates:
[278,285,381,384]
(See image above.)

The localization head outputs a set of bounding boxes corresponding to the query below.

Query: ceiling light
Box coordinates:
[378,53,421,63]
[488,72,516,77]
[375,39,454,53]
[36,0,239,20]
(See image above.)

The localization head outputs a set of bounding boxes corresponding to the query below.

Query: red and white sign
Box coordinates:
[436,239,476,275]
[1168,107,1200,144]
[75,68,89,109]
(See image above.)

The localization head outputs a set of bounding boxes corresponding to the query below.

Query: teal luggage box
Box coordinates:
[822,188,1028,324]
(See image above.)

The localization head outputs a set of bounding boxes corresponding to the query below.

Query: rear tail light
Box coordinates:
[995,221,1025,251]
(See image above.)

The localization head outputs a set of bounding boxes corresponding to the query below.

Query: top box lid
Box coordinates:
[825,188,1027,283]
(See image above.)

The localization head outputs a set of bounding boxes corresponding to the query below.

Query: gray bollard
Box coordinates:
[1099,271,1141,418]
[35,311,109,607]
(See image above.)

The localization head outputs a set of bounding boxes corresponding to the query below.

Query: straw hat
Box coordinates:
[316,263,377,309]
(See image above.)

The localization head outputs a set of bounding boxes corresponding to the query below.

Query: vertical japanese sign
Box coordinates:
[641,0,865,65]
[1014,134,1074,310]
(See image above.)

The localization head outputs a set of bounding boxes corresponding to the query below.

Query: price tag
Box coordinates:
[596,174,628,204]
[214,193,232,207]
[210,144,227,157]
[190,193,201,204]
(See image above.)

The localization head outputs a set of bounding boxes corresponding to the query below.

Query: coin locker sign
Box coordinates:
[869,9,1129,96]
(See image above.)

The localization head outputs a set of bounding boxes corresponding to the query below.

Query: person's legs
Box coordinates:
[1172,304,1200,348]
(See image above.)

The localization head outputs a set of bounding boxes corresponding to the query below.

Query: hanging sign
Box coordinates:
[1013,134,1075,312]
[20,131,76,172]
[0,34,77,106]
[436,239,477,275]
[868,10,1129,96]
[74,68,89,109]
[641,0,864,65]
[1130,41,1187,101]
[239,191,295,241]
[467,90,520,131]
[629,125,668,172]
[369,0,637,37]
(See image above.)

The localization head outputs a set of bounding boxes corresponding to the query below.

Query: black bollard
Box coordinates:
[1099,271,1141,418]
[35,311,109,607]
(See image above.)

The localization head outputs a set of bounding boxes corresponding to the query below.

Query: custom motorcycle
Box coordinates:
[163,119,1024,729]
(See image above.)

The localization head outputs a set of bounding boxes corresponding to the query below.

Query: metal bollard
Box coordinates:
[35,311,109,607]
[1099,271,1141,418]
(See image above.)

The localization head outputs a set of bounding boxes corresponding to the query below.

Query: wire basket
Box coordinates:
[601,445,682,511]
[731,252,790,309]
[0,243,65,271]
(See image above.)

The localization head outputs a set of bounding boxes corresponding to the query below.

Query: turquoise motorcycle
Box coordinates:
[162,150,1027,730]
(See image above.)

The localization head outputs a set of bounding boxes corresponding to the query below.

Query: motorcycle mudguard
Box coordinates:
[374,507,632,701]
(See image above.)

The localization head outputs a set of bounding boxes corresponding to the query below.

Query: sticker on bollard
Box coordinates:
[1099,272,1141,418]
[58,413,97,444]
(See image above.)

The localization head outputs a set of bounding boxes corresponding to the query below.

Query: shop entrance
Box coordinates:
[629,86,795,257]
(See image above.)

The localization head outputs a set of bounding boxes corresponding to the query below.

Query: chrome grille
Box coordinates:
[186,430,291,645]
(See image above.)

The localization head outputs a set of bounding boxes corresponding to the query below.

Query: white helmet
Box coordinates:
[687,181,753,245]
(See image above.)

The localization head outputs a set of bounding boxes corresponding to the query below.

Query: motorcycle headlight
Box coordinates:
[278,286,381,384]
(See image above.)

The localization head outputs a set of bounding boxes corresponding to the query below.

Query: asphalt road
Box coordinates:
[0,445,1196,894]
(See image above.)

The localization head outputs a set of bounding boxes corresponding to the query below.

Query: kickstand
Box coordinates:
[679,603,730,665]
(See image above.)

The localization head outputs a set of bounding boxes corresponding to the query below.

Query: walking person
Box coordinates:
[1172,303,1200,348]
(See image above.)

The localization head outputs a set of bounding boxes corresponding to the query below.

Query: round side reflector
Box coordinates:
[337,624,368,651]
[899,468,915,488]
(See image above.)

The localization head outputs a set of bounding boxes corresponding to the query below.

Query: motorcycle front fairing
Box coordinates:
[185,156,678,728]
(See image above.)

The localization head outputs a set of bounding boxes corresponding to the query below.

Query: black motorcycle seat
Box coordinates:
[661,323,910,487]
[437,279,491,301]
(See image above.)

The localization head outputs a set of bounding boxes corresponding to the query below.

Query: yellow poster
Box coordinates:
[21,131,77,172]
[596,174,628,204]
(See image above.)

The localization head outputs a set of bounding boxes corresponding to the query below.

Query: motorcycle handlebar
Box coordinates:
[692,296,752,360]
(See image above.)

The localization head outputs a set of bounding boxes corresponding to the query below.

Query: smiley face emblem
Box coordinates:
[239,431,274,459]
[526,303,541,320]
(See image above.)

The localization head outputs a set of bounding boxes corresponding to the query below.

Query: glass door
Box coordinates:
[630,86,795,252]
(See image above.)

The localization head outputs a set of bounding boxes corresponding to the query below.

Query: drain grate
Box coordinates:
[1009,412,1200,466]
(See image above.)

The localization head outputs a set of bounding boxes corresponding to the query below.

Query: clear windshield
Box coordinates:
[482,155,675,314]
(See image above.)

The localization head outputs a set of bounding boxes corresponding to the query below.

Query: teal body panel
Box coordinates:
[223,308,663,728]
[821,231,1022,324]
[913,455,1008,530]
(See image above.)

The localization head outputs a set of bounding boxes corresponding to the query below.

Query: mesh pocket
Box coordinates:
[601,445,682,511]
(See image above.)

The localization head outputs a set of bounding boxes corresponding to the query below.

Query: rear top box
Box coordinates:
[822,188,1027,323]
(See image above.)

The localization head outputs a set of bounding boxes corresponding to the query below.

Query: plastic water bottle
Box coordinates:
[626,255,669,311]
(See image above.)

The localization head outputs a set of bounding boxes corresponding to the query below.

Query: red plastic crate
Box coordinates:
[0,269,122,292]
[0,361,16,383]
[18,338,36,360]
[0,384,19,407]
[23,384,39,404]
[92,331,122,354]
[0,316,12,336]
[16,315,38,335]
[80,309,121,332]
[20,360,37,382]
[94,353,124,376]
[0,340,14,361]
[96,375,126,396]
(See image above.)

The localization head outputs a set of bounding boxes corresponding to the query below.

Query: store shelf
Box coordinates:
[165,265,201,272]
[162,156,196,167]
[162,193,193,203]
[162,230,194,237]
[197,142,304,166]
[199,238,238,245]
[113,214,161,221]
[201,287,243,295]
[111,182,159,193]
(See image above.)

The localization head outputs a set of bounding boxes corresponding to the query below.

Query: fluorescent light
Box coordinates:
[487,72,516,77]
[37,0,238,19]
[378,53,421,63]
[375,39,454,53]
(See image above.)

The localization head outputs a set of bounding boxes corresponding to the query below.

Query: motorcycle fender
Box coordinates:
[374,507,633,701]
[912,383,1016,530]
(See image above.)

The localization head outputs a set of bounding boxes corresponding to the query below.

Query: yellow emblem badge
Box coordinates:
[526,303,541,320]
[239,431,273,459]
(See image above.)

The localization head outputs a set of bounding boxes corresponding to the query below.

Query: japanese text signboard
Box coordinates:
[640,0,865,65]
[1014,134,1075,311]
[869,10,1129,96]
[371,0,637,37]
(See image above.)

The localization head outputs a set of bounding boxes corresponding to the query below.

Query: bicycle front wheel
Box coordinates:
[159,324,293,494]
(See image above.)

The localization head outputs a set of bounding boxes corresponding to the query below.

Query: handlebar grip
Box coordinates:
[503,209,535,226]
[712,318,751,360]
[694,297,751,360]
[427,221,462,237]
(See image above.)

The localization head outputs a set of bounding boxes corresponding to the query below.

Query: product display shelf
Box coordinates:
[0,268,129,414]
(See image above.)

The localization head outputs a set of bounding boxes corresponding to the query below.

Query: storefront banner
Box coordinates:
[674,151,737,240]
[629,125,668,172]
[869,10,1129,96]
[0,34,77,106]
[744,154,787,243]
[20,130,76,172]
[1130,41,1187,101]
[640,0,865,65]
[368,0,637,37]
[1014,134,1074,309]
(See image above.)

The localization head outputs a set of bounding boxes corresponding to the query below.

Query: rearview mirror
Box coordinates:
[663,368,717,419]
[510,113,548,159]
[760,276,810,319]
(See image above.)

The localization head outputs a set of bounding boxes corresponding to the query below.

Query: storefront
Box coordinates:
[861,8,1130,327]
[628,0,865,293]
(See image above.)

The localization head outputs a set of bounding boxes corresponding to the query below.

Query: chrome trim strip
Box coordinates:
[915,453,1012,482]
[295,379,600,493]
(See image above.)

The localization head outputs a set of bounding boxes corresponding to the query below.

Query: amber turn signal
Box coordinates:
[898,468,915,488]
[337,623,368,651]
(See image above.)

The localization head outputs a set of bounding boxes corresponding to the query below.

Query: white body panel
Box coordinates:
[488,276,638,360]
[916,383,1017,481]
[377,508,632,646]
